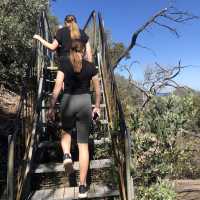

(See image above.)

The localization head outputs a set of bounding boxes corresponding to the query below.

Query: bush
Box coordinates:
[137,179,176,200]
[0,0,49,90]
[131,94,200,186]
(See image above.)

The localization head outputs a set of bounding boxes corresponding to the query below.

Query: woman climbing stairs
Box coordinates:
[16,10,133,200]
[28,51,120,199]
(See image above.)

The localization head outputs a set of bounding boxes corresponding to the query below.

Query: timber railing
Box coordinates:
[18,10,54,200]
[7,30,37,200]
[7,10,53,200]
[83,10,134,200]
[97,13,134,200]
[83,10,97,60]
[7,9,134,200]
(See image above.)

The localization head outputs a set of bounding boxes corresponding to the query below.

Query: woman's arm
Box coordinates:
[92,74,101,116]
[50,71,64,109]
[85,41,93,62]
[33,34,59,51]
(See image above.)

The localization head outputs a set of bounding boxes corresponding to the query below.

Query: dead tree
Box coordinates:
[123,61,188,108]
[113,7,199,70]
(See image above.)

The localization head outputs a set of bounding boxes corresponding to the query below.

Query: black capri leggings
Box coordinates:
[60,93,92,143]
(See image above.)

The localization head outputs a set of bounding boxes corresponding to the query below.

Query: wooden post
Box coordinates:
[7,134,14,200]
[125,129,134,200]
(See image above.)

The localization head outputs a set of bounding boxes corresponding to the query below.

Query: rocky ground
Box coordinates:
[175,180,200,200]
[0,85,20,135]
[0,86,20,198]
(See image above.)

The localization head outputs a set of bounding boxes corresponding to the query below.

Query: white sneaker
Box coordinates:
[78,185,88,198]
[63,153,73,174]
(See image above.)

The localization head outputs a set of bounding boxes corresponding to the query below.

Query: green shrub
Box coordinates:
[0,0,50,90]
[137,179,176,200]
[131,94,200,185]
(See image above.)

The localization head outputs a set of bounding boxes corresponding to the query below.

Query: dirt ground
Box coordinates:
[0,86,20,135]
[175,180,200,200]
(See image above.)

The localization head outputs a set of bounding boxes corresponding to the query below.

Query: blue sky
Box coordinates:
[51,0,200,91]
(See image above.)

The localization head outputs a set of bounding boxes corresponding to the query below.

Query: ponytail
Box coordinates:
[64,15,80,40]
[69,50,82,72]
[69,40,85,73]
[70,21,80,40]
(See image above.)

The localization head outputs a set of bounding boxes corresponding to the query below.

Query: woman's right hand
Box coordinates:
[92,106,100,120]
[47,108,55,121]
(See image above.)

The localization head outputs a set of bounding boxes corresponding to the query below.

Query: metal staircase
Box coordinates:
[5,10,134,200]
[28,50,120,200]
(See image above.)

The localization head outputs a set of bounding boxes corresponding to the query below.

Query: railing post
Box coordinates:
[7,134,14,200]
[125,130,134,200]
[92,11,96,52]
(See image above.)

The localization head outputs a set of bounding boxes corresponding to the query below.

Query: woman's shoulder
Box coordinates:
[80,29,89,43]
[83,59,95,67]
[83,60,98,74]
[57,27,70,34]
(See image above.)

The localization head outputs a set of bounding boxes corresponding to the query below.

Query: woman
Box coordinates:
[33,14,92,62]
[49,40,100,198]
[33,15,98,198]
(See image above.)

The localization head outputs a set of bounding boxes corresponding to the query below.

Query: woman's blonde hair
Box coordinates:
[65,15,80,40]
[69,40,85,73]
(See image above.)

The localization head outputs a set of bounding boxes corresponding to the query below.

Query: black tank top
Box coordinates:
[58,59,98,94]
[55,27,89,57]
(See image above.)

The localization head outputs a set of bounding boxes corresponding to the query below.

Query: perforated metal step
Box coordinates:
[30,183,119,200]
[34,159,112,173]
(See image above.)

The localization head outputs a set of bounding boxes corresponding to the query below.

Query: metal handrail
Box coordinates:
[6,8,134,200]
[7,44,37,200]
[83,10,134,200]
[19,10,54,200]
[83,10,97,58]
[98,12,134,200]
[83,10,96,31]
[6,10,53,200]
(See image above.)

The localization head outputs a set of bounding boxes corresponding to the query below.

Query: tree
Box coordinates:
[0,0,52,91]
[48,13,60,37]
[115,74,142,121]
[108,42,130,68]
[113,7,198,69]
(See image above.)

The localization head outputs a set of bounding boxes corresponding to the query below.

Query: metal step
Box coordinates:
[47,65,99,71]
[92,103,106,108]
[92,137,111,145]
[30,183,119,199]
[34,159,112,173]
[45,77,102,84]
[38,137,111,149]
[42,103,106,109]
[44,88,105,94]
[38,119,108,129]
[99,119,108,125]
[46,79,56,83]
[47,66,58,70]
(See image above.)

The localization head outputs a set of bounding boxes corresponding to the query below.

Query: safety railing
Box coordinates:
[6,37,37,200]
[97,13,134,200]
[19,10,54,200]
[83,10,97,60]
[83,9,134,200]
[6,8,134,200]
[7,10,53,200]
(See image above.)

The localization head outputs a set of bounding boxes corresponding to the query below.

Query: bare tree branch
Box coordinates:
[154,20,179,37]
[113,8,168,69]
[113,7,199,70]
[136,43,157,57]
[120,60,191,108]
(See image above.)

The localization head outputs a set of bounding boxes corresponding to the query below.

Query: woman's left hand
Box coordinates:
[47,108,55,122]
[33,34,41,40]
